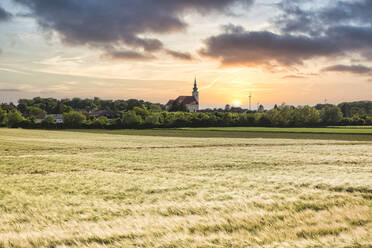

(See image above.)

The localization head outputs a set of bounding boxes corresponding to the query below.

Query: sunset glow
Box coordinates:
[1,2,372,246]
[0,0,371,107]
[233,100,241,107]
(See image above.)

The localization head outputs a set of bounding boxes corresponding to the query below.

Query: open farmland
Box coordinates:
[74,128,372,142]
[0,128,372,247]
[180,126,372,134]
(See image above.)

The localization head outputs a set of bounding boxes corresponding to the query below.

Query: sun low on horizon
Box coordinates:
[0,0,372,108]
[233,100,241,107]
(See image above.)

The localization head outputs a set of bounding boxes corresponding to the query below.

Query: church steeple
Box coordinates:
[192,76,199,103]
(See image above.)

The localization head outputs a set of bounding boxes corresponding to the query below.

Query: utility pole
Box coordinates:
[249,92,252,111]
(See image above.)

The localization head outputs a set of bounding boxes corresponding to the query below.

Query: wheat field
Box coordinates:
[0,128,371,248]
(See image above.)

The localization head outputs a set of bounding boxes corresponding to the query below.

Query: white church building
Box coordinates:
[166,78,199,112]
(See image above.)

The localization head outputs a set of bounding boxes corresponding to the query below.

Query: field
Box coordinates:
[180,126,372,134]
[74,127,372,142]
[0,128,372,248]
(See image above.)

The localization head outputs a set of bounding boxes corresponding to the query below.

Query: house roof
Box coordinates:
[167,96,198,105]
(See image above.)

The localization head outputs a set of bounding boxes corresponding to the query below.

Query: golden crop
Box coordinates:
[0,129,371,247]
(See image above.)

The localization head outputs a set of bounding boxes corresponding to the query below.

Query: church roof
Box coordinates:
[176,96,197,105]
[166,99,175,105]
[167,96,198,105]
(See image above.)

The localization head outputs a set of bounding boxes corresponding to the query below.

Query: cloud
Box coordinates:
[275,0,372,35]
[274,0,322,36]
[282,75,307,79]
[14,0,253,59]
[320,0,372,27]
[101,50,155,61]
[200,25,342,67]
[322,64,372,75]
[201,0,372,69]
[0,6,12,22]
[165,49,192,60]
[0,88,21,92]
[0,67,30,74]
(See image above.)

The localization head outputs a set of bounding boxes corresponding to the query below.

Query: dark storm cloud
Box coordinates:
[320,0,372,26]
[0,6,12,22]
[274,0,321,36]
[322,65,372,75]
[200,25,342,66]
[201,0,372,68]
[13,0,253,59]
[275,0,372,35]
[165,50,192,60]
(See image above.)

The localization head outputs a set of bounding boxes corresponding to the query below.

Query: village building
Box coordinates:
[88,110,121,119]
[46,114,64,124]
[34,114,64,124]
[166,78,199,112]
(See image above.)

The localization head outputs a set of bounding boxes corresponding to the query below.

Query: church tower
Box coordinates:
[192,77,199,104]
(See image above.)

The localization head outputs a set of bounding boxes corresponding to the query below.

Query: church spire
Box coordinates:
[192,76,199,104]
[193,76,198,91]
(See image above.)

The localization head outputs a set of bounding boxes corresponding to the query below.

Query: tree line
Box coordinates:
[1,97,372,129]
[13,97,163,114]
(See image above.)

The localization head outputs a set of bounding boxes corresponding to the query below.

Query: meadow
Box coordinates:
[0,128,372,247]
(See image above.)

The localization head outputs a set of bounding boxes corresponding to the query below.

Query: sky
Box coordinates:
[0,0,372,109]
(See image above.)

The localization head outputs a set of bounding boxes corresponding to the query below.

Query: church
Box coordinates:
[166,78,199,112]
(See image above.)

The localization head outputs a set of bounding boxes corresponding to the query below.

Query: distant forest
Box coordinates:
[1,97,372,129]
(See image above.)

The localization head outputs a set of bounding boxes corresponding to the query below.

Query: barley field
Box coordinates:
[0,128,371,248]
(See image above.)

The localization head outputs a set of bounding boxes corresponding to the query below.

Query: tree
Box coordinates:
[163,112,176,127]
[122,111,142,128]
[266,105,294,126]
[27,106,46,117]
[42,115,55,125]
[149,103,162,112]
[338,101,372,118]
[17,101,28,114]
[92,116,109,128]
[126,99,143,110]
[144,113,161,127]
[293,106,321,127]
[7,110,25,128]
[133,106,149,119]
[257,114,271,126]
[53,101,65,114]
[321,106,343,125]
[0,107,7,126]
[315,103,334,110]
[63,111,86,128]
[168,102,187,112]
